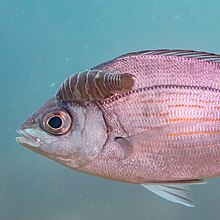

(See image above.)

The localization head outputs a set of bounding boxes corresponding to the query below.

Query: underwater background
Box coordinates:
[1,0,220,219]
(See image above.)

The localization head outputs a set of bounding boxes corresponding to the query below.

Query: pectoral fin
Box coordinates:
[141,184,195,207]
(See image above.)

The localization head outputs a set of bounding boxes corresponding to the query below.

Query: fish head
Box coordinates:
[16,97,107,169]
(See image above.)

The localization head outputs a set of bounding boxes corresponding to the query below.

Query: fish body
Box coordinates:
[16,50,220,207]
[83,50,220,183]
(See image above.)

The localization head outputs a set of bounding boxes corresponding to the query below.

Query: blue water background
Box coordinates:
[1,0,220,219]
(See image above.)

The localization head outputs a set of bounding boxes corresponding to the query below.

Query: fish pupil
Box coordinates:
[48,116,62,129]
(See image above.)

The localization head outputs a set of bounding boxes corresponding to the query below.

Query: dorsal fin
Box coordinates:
[115,49,220,63]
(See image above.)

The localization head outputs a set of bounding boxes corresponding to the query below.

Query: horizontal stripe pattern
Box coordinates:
[102,85,220,140]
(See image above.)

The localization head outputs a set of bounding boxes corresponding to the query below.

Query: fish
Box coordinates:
[16,49,220,207]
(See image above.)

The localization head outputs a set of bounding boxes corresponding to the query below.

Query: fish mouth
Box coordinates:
[16,129,50,157]
[16,129,73,163]
[16,129,41,148]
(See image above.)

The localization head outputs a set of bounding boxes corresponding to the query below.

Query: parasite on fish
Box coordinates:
[56,69,135,102]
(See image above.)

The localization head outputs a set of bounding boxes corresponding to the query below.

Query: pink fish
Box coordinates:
[16,50,220,207]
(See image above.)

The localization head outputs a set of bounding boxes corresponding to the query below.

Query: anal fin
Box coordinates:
[141,184,196,207]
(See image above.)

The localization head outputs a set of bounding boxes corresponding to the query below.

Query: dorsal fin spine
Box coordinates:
[115,49,220,63]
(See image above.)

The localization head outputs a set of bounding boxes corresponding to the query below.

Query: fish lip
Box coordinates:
[16,129,41,148]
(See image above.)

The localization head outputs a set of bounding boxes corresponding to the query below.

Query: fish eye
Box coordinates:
[43,111,72,135]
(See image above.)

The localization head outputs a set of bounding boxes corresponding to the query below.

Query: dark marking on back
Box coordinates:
[56,69,135,102]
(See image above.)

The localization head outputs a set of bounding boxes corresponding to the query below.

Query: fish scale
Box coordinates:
[100,86,220,135]
[82,52,220,184]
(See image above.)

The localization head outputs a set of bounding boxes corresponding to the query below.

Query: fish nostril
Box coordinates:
[19,118,37,131]
[30,118,36,124]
